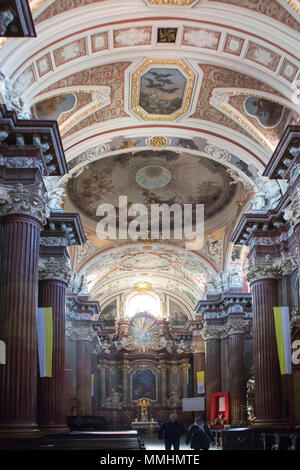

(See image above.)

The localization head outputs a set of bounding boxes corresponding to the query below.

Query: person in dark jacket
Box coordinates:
[186,417,212,450]
[158,413,185,450]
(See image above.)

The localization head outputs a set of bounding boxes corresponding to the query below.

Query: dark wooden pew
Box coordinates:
[0,430,145,450]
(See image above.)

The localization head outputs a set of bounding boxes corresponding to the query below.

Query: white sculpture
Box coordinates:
[206,237,222,265]
[104,389,123,410]
[167,390,182,408]
[228,264,243,288]
[0,10,14,36]
[251,176,281,212]
[68,272,89,295]
[44,177,66,211]
[2,75,32,119]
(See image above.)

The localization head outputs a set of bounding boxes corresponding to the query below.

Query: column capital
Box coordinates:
[224,318,248,336]
[66,322,95,342]
[158,363,169,371]
[0,182,48,223]
[246,253,295,283]
[39,255,72,284]
[201,322,223,340]
[180,363,191,370]
[191,341,205,354]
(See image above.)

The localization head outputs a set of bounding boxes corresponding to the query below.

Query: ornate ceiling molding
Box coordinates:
[129,58,197,121]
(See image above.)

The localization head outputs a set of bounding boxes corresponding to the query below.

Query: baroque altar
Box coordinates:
[96,311,194,429]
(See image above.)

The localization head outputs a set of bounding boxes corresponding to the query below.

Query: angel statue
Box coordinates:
[44,176,66,211]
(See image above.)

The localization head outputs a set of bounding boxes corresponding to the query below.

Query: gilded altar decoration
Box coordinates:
[126,315,161,352]
[131,59,194,121]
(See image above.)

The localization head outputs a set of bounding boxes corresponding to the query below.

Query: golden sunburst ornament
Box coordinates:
[126,316,161,352]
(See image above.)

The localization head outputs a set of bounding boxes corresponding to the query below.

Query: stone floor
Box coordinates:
[143,437,220,450]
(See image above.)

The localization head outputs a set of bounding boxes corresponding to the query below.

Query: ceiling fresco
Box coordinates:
[66,149,237,224]
[1,0,299,307]
[131,59,195,120]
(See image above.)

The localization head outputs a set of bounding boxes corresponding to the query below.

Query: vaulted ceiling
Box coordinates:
[1,0,299,312]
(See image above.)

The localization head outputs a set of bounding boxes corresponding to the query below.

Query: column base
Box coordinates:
[0,424,42,439]
[39,424,70,435]
[251,418,290,428]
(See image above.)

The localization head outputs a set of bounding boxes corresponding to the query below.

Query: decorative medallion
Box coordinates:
[157,28,177,43]
[131,59,195,121]
[148,136,168,147]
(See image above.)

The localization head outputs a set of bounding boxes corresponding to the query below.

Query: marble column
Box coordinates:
[99,365,107,407]
[192,334,205,397]
[121,363,130,405]
[159,363,168,405]
[91,351,99,416]
[65,323,77,416]
[76,327,94,416]
[181,363,191,398]
[226,319,247,426]
[37,256,71,434]
[0,183,47,438]
[202,323,222,420]
[247,256,285,426]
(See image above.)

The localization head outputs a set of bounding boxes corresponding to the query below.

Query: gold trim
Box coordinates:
[0,38,7,50]
[32,89,107,134]
[29,0,47,13]
[284,0,300,14]
[215,91,293,152]
[131,59,194,121]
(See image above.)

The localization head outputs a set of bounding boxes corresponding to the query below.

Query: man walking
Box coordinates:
[158,413,185,450]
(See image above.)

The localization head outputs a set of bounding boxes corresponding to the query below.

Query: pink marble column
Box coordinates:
[250,277,284,426]
[37,257,71,434]
[0,184,46,438]
[226,319,246,426]
[202,323,222,420]
[76,334,93,416]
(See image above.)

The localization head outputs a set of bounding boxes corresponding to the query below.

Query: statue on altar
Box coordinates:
[104,388,123,410]
[137,398,151,422]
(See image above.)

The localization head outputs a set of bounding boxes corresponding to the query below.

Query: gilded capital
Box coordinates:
[180,363,191,370]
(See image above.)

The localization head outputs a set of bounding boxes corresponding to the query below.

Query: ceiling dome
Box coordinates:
[67,149,237,222]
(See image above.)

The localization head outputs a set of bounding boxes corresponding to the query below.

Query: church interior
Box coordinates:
[0,0,300,453]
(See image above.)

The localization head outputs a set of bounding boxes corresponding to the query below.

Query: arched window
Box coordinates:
[126,292,160,318]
